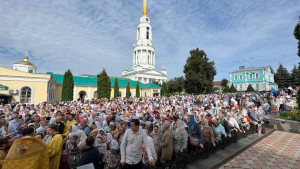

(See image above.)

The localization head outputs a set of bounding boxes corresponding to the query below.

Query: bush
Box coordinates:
[277,109,300,122]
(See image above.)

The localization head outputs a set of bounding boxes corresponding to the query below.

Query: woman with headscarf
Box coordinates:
[67,125,78,138]
[187,114,203,152]
[61,129,87,169]
[201,118,216,147]
[172,120,188,154]
[103,132,120,169]
[159,122,173,164]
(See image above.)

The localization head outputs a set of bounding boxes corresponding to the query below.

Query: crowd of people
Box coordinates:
[0,90,297,169]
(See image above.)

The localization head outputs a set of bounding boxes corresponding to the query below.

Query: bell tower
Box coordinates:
[133,0,155,70]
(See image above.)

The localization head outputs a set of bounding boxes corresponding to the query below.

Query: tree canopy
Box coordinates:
[61,69,74,101]
[97,69,111,99]
[183,48,216,94]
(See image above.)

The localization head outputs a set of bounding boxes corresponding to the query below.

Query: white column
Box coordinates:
[88,87,91,100]
[73,86,77,100]
[153,52,155,67]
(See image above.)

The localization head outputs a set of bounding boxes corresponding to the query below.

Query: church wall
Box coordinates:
[0,80,48,104]
[55,85,62,102]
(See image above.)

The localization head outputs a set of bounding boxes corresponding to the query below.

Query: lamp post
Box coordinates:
[68,143,81,169]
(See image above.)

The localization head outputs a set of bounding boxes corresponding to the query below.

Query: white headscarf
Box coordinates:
[177,119,187,129]
[74,130,87,143]
[106,133,113,143]
[68,125,79,138]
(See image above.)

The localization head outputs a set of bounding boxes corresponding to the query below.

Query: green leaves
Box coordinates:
[275,64,291,89]
[114,78,119,98]
[136,81,140,98]
[183,48,216,94]
[246,84,255,92]
[61,69,74,101]
[97,69,111,99]
[126,82,130,98]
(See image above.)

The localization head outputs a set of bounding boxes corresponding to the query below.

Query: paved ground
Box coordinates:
[187,128,273,169]
[219,131,300,169]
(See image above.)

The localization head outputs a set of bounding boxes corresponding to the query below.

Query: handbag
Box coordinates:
[189,136,199,146]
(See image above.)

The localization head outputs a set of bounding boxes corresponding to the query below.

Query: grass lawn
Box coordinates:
[276,111,300,122]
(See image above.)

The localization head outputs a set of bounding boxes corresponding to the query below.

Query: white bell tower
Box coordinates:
[133,0,155,70]
[122,0,167,85]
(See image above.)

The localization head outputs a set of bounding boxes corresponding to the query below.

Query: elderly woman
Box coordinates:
[159,122,173,164]
[149,125,162,160]
[201,119,216,147]
[103,132,120,169]
[172,120,188,154]
[187,114,203,152]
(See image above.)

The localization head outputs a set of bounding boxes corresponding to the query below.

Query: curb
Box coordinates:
[209,129,276,169]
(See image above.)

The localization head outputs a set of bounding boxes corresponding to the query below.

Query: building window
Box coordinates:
[234,75,237,80]
[256,84,259,89]
[146,27,149,39]
[148,55,150,64]
[255,73,259,79]
[240,84,242,89]
[29,70,33,73]
[20,87,31,103]
[93,91,98,99]
[239,75,242,80]
[249,74,253,79]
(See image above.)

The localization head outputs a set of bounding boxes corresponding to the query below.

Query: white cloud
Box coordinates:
[0,0,299,81]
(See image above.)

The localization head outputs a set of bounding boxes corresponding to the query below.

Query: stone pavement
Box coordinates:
[219,131,300,169]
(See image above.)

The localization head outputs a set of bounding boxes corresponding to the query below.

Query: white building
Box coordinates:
[122,0,167,84]
[13,52,37,73]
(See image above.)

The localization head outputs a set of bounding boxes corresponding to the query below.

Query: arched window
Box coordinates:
[148,55,150,64]
[20,87,31,103]
[93,91,98,99]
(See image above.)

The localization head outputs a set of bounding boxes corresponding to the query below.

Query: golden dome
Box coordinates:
[14,60,35,66]
[14,52,35,66]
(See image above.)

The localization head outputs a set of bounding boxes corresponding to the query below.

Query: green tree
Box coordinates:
[114,78,119,98]
[61,69,74,101]
[183,48,216,94]
[220,79,229,93]
[97,69,111,99]
[229,84,237,92]
[294,17,300,57]
[167,76,185,93]
[275,64,291,89]
[294,17,300,108]
[136,81,140,98]
[223,86,230,93]
[161,82,168,96]
[247,84,255,92]
[290,65,299,88]
[126,82,130,98]
[221,79,228,88]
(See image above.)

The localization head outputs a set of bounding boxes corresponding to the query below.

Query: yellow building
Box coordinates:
[0,54,161,105]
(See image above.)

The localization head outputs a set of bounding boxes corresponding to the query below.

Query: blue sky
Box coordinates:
[0,0,300,81]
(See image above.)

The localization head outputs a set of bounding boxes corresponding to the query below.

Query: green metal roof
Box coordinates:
[46,72,161,89]
[0,84,9,90]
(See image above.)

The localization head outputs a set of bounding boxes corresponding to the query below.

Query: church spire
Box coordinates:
[143,0,147,15]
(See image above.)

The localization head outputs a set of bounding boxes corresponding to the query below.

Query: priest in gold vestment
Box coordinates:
[48,124,63,169]
[2,127,49,169]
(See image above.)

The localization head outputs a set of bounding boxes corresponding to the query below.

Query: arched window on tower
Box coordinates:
[146,27,149,39]
[148,55,150,64]
[20,87,31,103]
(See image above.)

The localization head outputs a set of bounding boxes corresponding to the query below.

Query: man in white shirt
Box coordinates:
[121,119,155,168]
